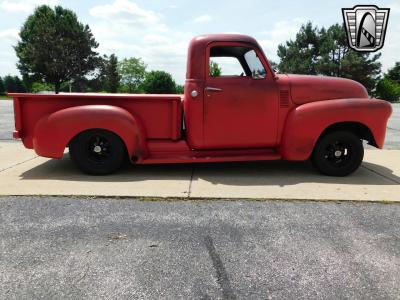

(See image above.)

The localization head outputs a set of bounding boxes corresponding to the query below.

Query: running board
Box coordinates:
[141,148,281,164]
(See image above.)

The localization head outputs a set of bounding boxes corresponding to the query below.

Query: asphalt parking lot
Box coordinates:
[1,196,399,299]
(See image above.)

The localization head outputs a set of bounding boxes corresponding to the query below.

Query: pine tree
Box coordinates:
[106,54,120,93]
[0,77,5,95]
[4,75,17,93]
[14,76,26,93]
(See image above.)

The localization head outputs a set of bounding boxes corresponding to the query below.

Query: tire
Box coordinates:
[69,129,126,175]
[311,131,364,176]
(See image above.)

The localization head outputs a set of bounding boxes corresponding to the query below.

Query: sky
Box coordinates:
[0,0,399,84]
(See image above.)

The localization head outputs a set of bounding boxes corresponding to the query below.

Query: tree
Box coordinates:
[175,84,184,94]
[375,78,400,102]
[210,61,222,77]
[31,81,54,93]
[386,62,400,84]
[316,24,348,77]
[21,73,42,93]
[118,57,147,93]
[14,76,26,92]
[142,71,176,94]
[339,51,381,92]
[66,55,107,93]
[277,22,320,75]
[57,54,120,93]
[375,62,400,102]
[0,77,5,95]
[277,22,382,93]
[105,54,120,93]
[3,75,17,92]
[15,5,99,93]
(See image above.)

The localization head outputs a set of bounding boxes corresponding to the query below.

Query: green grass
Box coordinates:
[0,95,12,100]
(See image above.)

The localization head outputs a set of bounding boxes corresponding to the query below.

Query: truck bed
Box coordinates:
[10,93,183,149]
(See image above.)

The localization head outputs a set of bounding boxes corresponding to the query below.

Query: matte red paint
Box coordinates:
[33,105,146,159]
[10,34,392,165]
[279,98,392,160]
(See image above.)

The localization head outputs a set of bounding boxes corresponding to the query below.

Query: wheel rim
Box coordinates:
[85,134,112,165]
[323,140,354,168]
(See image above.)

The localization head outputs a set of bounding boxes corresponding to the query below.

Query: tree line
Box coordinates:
[0,75,26,94]
[3,5,399,102]
[0,58,183,95]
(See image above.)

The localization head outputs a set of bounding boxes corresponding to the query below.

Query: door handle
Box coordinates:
[205,87,222,92]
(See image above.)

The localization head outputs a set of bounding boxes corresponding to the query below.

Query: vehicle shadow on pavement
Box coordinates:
[19,153,400,186]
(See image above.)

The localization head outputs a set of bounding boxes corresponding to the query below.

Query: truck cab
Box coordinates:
[184,34,279,150]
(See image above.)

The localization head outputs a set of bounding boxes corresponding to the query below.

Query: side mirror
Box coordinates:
[252,70,266,80]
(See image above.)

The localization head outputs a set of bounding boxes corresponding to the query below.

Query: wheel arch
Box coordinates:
[317,121,377,147]
[33,105,148,161]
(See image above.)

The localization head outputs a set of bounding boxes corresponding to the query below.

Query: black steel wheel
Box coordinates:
[311,131,364,176]
[69,129,126,175]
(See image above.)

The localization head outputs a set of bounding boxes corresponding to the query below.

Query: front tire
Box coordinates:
[69,129,126,175]
[311,131,364,176]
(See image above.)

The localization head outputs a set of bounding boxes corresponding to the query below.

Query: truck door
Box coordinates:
[203,42,279,149]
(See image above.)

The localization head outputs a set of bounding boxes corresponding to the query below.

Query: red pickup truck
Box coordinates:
[10,34,392,176]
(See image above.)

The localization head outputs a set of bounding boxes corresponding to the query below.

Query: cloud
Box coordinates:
[90,0,166,32]
[0,29,19,76]
[0,0,58,13]
[0,28,19,40]
[387,2,400,13]
[257,18,306,62]
[193,14,212,24]
[89,0,191,83]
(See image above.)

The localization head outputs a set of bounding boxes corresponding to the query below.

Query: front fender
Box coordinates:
[280,98,392,161]
[33,105,147,160]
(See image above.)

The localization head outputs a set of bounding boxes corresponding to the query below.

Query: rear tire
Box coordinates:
[311,131,364,176]
[69,129,126,175]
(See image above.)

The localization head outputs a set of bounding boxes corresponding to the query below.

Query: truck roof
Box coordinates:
[191,34,259,45]
[186,34,264,80]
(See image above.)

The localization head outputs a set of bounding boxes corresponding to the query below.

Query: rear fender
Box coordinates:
[280,98,392,160]
[33,105,147,161]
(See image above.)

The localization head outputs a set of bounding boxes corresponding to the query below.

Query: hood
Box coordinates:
[279,74,369,105]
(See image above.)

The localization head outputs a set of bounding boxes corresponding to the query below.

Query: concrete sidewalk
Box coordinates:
[0,141,399,201]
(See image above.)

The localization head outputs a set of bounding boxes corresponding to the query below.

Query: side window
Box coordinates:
[209,45,267,79]
[244,50,266,79]
[210,57,244,77]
